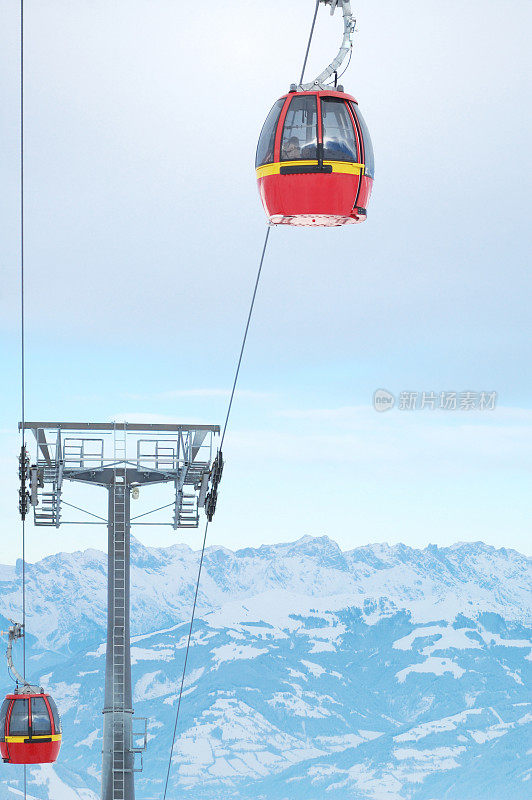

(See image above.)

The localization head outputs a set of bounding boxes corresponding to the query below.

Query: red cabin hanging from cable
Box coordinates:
[255,0,374,227]
[0,692,62,765]
[0,622,62,765]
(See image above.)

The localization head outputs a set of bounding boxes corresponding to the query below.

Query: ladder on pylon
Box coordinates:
[112,424,127,799]
[33,463,61,527]
[174,489,200,528]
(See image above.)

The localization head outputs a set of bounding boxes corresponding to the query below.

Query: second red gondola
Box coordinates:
[0,691,62,764]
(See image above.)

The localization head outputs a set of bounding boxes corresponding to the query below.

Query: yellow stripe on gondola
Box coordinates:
[5,734,62,743]
[256,160,365,178]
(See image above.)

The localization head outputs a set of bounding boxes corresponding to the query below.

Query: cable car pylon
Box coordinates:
[256,0,375,227]
[17,422,222,799]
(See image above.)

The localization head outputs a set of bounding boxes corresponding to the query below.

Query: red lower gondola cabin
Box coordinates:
[0,692,62,764]
[256,88,374,226]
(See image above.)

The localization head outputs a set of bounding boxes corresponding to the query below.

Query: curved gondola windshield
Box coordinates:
[8,699,29,736]
[256,99,285,168]
[351,103,374,178]
[31,697,52,736]
[47,696,61,734]
[322,98,358,162]
[281,95,318,161]
[0,699,9,740]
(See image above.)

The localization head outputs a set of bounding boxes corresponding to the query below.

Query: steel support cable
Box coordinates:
[20,0,25,679]
[161,226,271,799]
[161,519,208,800]
[221,226,270,446]
[300,0,320,86]
[19,2,27,798]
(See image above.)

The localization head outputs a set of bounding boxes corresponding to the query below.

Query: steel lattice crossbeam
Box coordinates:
[20,421,220,529]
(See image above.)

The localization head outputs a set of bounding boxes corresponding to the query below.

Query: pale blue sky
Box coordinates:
[1,0,531,562]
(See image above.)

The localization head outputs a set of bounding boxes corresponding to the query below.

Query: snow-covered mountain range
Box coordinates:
[0,536,530,799]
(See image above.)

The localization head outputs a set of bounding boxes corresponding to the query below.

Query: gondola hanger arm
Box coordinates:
[300,0,356,90]
[4,621,42,693]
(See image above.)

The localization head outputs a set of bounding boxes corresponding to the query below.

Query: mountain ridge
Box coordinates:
[0,536,530,799]
[0,536,529,655]
[4,533,528,569]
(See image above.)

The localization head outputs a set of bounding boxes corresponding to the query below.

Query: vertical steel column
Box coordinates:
[102,476,135,800]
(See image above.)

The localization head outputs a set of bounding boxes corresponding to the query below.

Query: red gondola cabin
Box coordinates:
[256,88,374,226]
[0,692,62,764]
